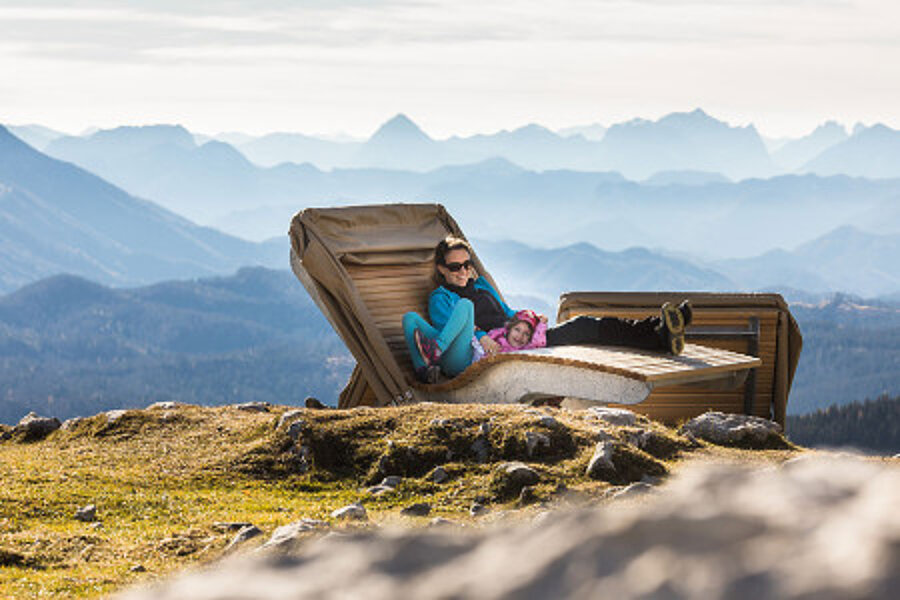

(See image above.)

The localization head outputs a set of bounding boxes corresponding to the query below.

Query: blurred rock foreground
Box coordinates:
[120,453,900,600]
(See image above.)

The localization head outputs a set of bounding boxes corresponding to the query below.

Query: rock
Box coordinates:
[129,565,146,573]
[105,410,128,424]
[277,409,304,432]
[259,519,328,552]
[15,412,61,440]
[213,522,254,532]
[536,415,558,428]
[525,431,551,457]
[147,402,180,410]
[331,503,367,521]
[365,485,395,496]
[61,417,83,431]
[0,548,25,567]
[75,504,97,522]
[478,421,491,435]
[225,525,263,552]
[586,406,637,427]
[234,402,270,413]
[428,517,456,528]
[492,462,541,499]
[400,503,431,517]
[680,412,784,447]
[517,486,539,505]
[611,482,655,500]
[470,436,491,463]
[585,441,616,479]
[116,456,900,600]
[304,397,328,409]
[469,503,488,517]
[430,466,449,484]
[379,476,403,488]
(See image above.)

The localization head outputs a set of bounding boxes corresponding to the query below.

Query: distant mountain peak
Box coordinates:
[90,124,196,149]
[371,114,431,142]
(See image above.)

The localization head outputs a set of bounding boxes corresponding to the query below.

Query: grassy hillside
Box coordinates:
[0,403,798,599]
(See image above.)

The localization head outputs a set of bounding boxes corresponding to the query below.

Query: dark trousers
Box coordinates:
[545,315,664,351]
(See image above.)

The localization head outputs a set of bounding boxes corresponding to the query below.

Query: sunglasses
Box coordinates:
[443,259,473,272]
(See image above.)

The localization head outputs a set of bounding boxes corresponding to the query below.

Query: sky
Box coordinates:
[1,0,899,139]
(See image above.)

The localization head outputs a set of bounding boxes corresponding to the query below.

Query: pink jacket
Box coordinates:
[487,321,548,352]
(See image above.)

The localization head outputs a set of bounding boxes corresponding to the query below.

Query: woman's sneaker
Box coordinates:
[414,329,442,367]
[415,365,442,384]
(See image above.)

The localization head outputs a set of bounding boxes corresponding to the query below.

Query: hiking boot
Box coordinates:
[656,325,685,356]
[414,329,442,367]
[677,299,693,328]
[415,365,442,384]
[660,302,686,335]
[656,303,687,356]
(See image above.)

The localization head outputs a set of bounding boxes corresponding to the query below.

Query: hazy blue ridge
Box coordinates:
[0,125,285,293]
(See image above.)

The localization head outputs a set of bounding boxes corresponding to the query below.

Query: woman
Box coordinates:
[402,236,692,382]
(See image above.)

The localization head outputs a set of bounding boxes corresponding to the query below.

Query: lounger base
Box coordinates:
[415,360,654,406]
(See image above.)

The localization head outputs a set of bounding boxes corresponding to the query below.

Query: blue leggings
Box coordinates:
[402,299,475,377]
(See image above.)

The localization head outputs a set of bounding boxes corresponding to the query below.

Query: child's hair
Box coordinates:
[505,310,540,339]
[505,317,534,336]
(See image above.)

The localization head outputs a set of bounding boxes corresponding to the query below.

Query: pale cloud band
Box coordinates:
[1,0,898,136]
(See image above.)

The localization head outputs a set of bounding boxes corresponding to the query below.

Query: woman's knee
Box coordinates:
[402,311,422,330]
[454,298,474,316]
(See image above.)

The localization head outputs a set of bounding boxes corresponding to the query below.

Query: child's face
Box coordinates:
[507,321,533,348]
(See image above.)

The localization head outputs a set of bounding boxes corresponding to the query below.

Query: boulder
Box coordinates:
[331,503,367,521]
[75,504,97,522]
[680,412,785,447]
[277,409,304,434]
[258,519,328,552]
[234,402,270,413]
[491,462,540,499]
[525,431,551,457]
[105,410,128,424]
[400,503,431,517]
[225,525,263,552]
[585,441,616,479]
[15,412,61,441]
[429,466,449,484]
[586,406,637,427]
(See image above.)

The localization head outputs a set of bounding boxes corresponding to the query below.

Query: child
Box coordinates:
[486,309,548,352]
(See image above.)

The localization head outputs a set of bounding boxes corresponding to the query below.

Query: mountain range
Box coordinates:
[14,109,900,182]
[0,267,350,424]
[19,116,898,258]
[3,121,900,297]
[0,125,283,294]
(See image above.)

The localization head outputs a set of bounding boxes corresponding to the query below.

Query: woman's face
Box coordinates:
[507,321,533,348]
[438,248,472,287]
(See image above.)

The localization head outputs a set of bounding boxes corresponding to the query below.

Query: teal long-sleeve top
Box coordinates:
[428,276,516,339]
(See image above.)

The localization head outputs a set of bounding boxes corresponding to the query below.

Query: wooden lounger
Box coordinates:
[414,344,760,407]
[288,203,762,409]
